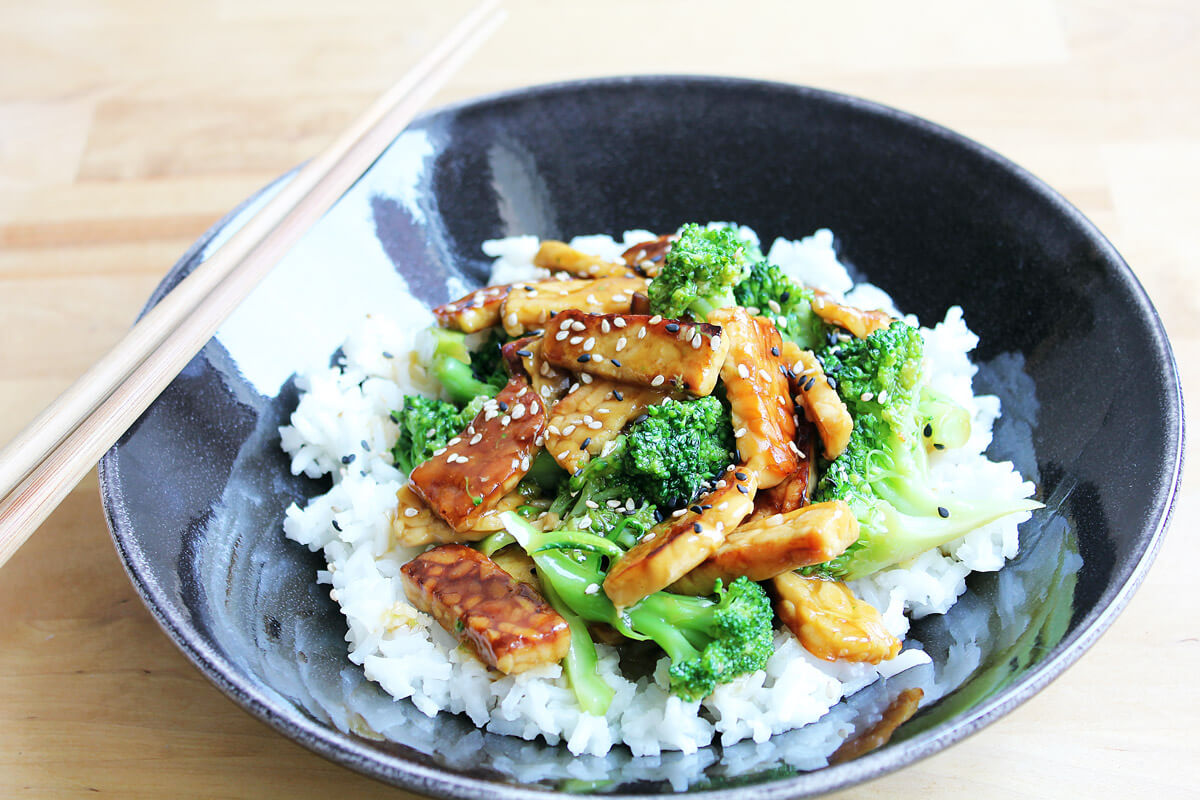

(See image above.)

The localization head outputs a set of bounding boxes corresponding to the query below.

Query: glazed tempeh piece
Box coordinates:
[621,234,674,277]
[544,379,664,474]
[393,484,484,546]
[707,307,798,489]
[433,284,512,333]
[500,276,647,336]
[534,240,634,278]
[783,342,853,459]
[671,500,859,595]
[811,290,894,339]
[401,544,569,674]
[409,377,547,531]
[501,336,570,404]
[541,310,730,396]
[772,572,900,665]
[603,466,758,607]
[745,421,818,524]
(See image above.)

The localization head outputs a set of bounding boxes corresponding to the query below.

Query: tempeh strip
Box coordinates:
[707,307,798,488]
[772,572,900,664]
[534,240,633,278]
[501,335,570,405]
[499,276,647,336]
[810,290,895,339]
[401,544,569,674]
[542,310,730,396]
[409,377,547,531]
[745,420,818,524]
[603,466,757,608]
[544,379,663,474]
[671,500,859,595]
[783,341,853,459]
[433,283,513,333]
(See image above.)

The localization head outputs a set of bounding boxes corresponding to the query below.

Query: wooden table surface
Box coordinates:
[1,1,1195,797]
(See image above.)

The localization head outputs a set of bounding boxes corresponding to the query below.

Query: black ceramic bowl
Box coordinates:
[99,76,1184,797]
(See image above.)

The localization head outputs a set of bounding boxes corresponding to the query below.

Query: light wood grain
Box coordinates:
[0,0,1195,797]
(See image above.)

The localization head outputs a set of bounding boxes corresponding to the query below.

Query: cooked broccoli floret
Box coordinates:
[390,394,486,474]
[428,326,503,405]
[492,513,774,705]
[625,396,735,507]
[648,223,754,319]
[807,322,1041,580]
[733,260,832,350]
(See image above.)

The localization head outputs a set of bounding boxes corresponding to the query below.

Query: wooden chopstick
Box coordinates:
[0,1,505,569]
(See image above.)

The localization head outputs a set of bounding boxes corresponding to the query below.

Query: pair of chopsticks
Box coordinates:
[0,1,506,569]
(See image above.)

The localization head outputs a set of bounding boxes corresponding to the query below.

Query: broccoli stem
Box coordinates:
[687,288,737,321]
[538,577,614,716]
[430,327,500,405]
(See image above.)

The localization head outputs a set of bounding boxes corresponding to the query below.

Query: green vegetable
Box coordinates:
[807,321,1041,580]
[429,326,503,405]
[647,223,755,319]
[468,327,510,394]
[732,260,832,350]
[390,394,486,474]
[496,513,775,704]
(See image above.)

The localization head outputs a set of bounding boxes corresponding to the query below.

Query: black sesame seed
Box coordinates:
[934,443,946,450]
[923,423,933,437]
[700,504,712,510]
[341,454,356,464]
[549,310,557,317]
[693,522,703,533]
[613,390,624,401]
[580,437,592,450]
[826,331,839,346]
[633,414,649,425]
[804,376,816,392]
[653,509,665,523]
[665,322,680,333]
[516,349,533,357]
[827,376,839,391]
[690,505,702,514]
[498,401,509,412]
[611,359,622,367]
[770,346,780,357]
[523,285,535,292]
[573,468,584,478]
[331,520,342,531]
[734,471,748,481]
[577,355,591,363]
[938,506,950,518]
[780,291,791,303]
[382,351,394,359]
[737,484,750,494]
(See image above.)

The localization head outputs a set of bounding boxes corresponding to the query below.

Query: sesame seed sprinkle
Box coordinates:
[651,375,665,387]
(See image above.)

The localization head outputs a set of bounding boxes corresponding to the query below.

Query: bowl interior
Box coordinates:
[100,76,1182,798]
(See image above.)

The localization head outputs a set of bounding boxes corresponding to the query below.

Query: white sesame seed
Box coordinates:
[541,385,552,397]
[691,334,702,349]
[642,532,656,541]
[672,508,687,517]
[404,507,419,518]
[767,299,782,313]
[759,369,771,383]
[637,327,647,339]
[512,403,526,419]
[613,317,627,328]
[651,375,665,387]
[547,425,561,435]
[601,320,611,333]
[735,427,748,438]
[861,391,874,402]
[569,335,584,345]
[521,456,530,470]
[485,409,499,421]
[737,363,750,379]
[606,499,622,508]
[596,407,610,415]
[571,321,586,332]
[501,415,511,426]
[470,433,483,445]
[563,424,577,435]
[433,447,446,456]
[591,354,603,362]
[615,337,627,352]
[448,437,461,446]
[878,390,889,403]
[715,479,728,488]
[535,435,545,446]
[584,583,600,595]
[583,337,596,351]
[710,335,721,351]
[506,312,518,328]
[517,386,528,397]
[580,373,593,383]
[587,420,603,430]
[578,516,592,529]
[717,501,729,511]
[555,330,570,341]
[585,500,599,509]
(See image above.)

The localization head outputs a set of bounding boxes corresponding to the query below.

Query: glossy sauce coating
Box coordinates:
[408,377,547,531]
[541,309,730,396]
[772,572,900,664]
[400,544,569,674]
[433,283,512,333]
[499,276,647,336]
[544,378,664,474]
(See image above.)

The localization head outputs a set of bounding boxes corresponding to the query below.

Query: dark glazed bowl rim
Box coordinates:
[98,74,1185,799]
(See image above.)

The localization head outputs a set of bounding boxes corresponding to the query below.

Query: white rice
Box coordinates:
[278,227,1037,757]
